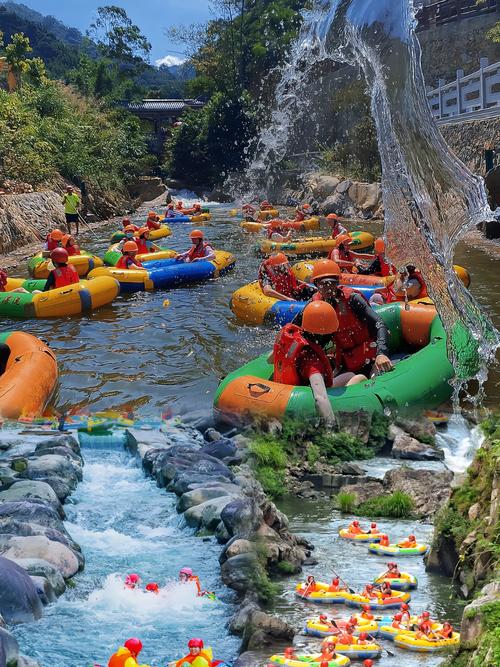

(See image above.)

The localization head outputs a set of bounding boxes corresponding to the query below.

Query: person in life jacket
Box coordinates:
[43,248,79,292]
[260,200,273,211]
[176,230,216,263]
[116,225,138,251]
[175,200,184,211]
[294,204,306,222]
[270,301,364,424]
[325,213,347,239]
[360,604,374,620]
[379,581,393,598]
[258,252,315,302]
[379,534,390,547]
[145,582,160,594]
[328,577,346,592]
[61,234,81,256]
[348,519,365,534]
[116,242,144,270]
[398,533,417,548]
[165,203,178,219]
[44,228,64,254]
[363,660,374,667]
[438,621,454,639]
[400,603,411,627]
[175,638,214,667]
[357,238,397,277]
[383,562,401,579]
[283,647,297,660]
[336,626,355,645]
[242,203,258,222]
[179,567,202,595]
[391,613,404,629]
[361,584,377,599]
[329,234,373,272]
[302,574,319,593]
[416,614,434,639]
[122,217,139,231]
[369,522,379,534]
[373,264,428,304]
[146,211,161,230]
[124,573,141,589]
[296,259,394,377]
[265,220,293,243]
[135,228,160,255]
[357,632,370,645]
[108,638,149,667]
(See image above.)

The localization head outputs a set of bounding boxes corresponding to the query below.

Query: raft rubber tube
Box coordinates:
[304,618,379,638]
[0,277,120,318]
[103,244,176,267]
[338,529,384,542]
[368,542,430,556]
[88,250,235,293]
[110,224,172,243]
[378,620,437,641]
[373,572,418,591]
[160,212,212,224]
[295,582,346,604]
[259,231,374,256]
[258,208,280,221]
[241,217,320,233]
[0,331,57,419]
[346,590,411,610]
[28,251,103,279]
[268,653,350,667]
[320,643,381,660]
[394,632,460,652]
[215,302,460,421]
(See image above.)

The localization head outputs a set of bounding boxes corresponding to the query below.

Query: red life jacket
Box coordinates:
[260,263,298,297]
[135,238,151,254]
[440,626,453,639]
[187,242,211,260]
[46,236,60,251]
[329,246,353,263]
[65,244,80,256]
[295,210,305,222]
[332,287,377,372]
[330,222,347,238]
[376,253,396,277]
[146,218,161,230]
[409,270,427,298]
[52,264,79,288]
[273,323,333,387]
[116,255,142,270]
[0,270,7,292]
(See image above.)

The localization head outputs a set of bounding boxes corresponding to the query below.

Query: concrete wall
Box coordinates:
[439,116,500,174]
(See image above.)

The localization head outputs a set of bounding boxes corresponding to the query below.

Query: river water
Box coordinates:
[13,445,240,667]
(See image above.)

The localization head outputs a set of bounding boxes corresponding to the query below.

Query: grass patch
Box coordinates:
[338,491,357,513]
[358,491,414,518]
[276,560,297,575]
[254,467,287,498]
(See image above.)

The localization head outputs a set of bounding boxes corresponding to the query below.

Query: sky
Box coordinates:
[18,0,213,64]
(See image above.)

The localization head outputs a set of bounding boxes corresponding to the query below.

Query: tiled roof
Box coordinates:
[127,99,204,112]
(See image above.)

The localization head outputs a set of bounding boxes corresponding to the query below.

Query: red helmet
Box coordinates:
[370,523,377,528]
[422,611,430,618]
[50,248,69,264]
[387,562,396,567]
[353,520,360,526]
[362,604,371,611]
[359,632,368,640]
[284,648,295,657]
[332,577,339,584]
[409,534,416,540]
[188,639,204,649]
[124,638,142,655]
[125,573,140,584]
[401,603,410,611]
[349,617,358,625]
[319,614,328,622]
[363,661,374,667]
[145,582,159,592]
[326,213,339,221]
[122,217,131,226]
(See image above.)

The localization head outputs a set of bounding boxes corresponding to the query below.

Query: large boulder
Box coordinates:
[383,468,453,517]
[347,181,382,214]
[0,627,19,667]
[200,438,238,462]
[391,433,444,461]
[21,454,81,485]
[0,480,64,516]
[0,535,79,578]
[244,610,295,650]
[0,501,66,534]
[0,518,83,565]
[183,496,235,531]
[220,552,258,592]
[338,480,385,505]
[221,498,264,538]
[177,485,241,512]
[0,556,43,623]
[394,418,436,443]
[170,473,234,496]
[30,575,57,604]
[11,558,66,596]
[460,581,500,644]
[34,434,80,455]
[306,174,341,200]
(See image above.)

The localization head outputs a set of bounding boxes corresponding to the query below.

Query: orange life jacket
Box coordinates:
[385,571,400,579]
[146,218,161,230]
[361,611,374,620]
[328,583,340,592]
[108,648,138,667]
[332,287,377,372]
[392,620,402,628]
[175,650,212,667]
[259,262,298,297]
[273,323,333,387]
[440,626,453,639]
[380,536,390,546]
[116,255,143,270]
[136,238,151,254]
[52,264,79,288]
[188,575,202,595]
[187,242,211,261]
[348,523,363,534]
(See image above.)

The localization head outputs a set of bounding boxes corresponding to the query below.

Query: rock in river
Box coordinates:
[0,535,79,578]
[0,480,64,516]
[384,467,453,517]
[0,556,43,623]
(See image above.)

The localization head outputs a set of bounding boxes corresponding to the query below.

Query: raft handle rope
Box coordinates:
[247,382,271,396]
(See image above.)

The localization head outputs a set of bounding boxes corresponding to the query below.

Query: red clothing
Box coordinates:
[273,323,333,387]
[52,264,79,288]
[146,218,161,230]
[332,287,377,373]
[135,238,150,254]
[295,210,306,222]
[0,270,7,292]
[258,262,298,298]
[65,244,80,256]
[187,242,212,261]
[46,237,60,251]
[116,255,143,270]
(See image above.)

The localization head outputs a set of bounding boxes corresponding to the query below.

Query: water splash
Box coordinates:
[240,0,499,392]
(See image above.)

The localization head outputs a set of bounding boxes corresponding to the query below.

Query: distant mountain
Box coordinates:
[0,1,86,47]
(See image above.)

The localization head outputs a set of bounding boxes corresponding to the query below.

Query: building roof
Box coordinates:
[127,99,204,112]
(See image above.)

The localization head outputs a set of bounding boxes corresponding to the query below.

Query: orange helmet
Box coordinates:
[124,225,136,233]
[374,238,385,253]
[303,203,311,209]
[147,211,157,219]
[266,252,288,267]
[311,259,341,282]
[336,234,351,247]
[190,229,204,240]
[61,234,74,248]
[138,227,149,237]
[49,229,64,241]
[123,241,139,253]
[302,301,339,335]
[122,217,131,226]
[326,213,339,220]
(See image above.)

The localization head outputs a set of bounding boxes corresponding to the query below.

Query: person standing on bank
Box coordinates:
[62,186,81,236]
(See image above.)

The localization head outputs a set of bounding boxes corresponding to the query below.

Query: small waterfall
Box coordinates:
[238,0,499,394]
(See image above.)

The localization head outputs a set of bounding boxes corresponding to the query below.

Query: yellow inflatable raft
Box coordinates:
[258,208,280,221]
[305,617,378,638]
[339,529,384,542]
[295,581,347,604]
[368,542,429,556]
[259,231,374,256]
[241,217,320,233]
[28,251,103,279]
[268,653,350,667]
[346,590,411,610]
[373,571,418,590]
[394,632,460,652]
[378,620,437,641]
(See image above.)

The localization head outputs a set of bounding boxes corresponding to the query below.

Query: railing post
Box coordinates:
[438,78,445,118]
[456,68,464,114]
[479,57,489,110]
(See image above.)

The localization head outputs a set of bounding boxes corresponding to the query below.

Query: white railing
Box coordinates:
[426,59,500,119]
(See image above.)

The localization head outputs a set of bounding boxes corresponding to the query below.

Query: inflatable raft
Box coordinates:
[161,212,212,224]
[324,642,381,660]
[0,277,120,318]
[103,244,176,267]
[259,231,374,256]
[268,653,350,667]
[258,208,280,221]
[346,590,411,610]
[28,251,103,279]
[339,529,383,542]
[215,302,459,421]
[368,542,430,557]
[305,617,379,638]
[295,582,346,604]
[88,250,235,293]
[241,217,320,233]
[373,571,418,591]
[378,620,432,640]
[110,224,172,244]
[0,331,57,419]
[394,632,460,652]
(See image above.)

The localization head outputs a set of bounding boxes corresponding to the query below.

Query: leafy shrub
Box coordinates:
[306,444,321,466]
[255,467,286,498]
[337,491,356,513]
[358,491,414,518]
[250,437,287,468]
[276,560,297,574]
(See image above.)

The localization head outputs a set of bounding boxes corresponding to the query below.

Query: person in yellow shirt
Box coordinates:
[62,185,81,235]
[108,638,150,667]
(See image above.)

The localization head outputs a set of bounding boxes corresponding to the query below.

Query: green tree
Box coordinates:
[486,22,500,43]
[5,32,32,86]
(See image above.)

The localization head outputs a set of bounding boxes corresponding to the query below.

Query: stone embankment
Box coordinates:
[125,423,313,663]
[0,431,85,667]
